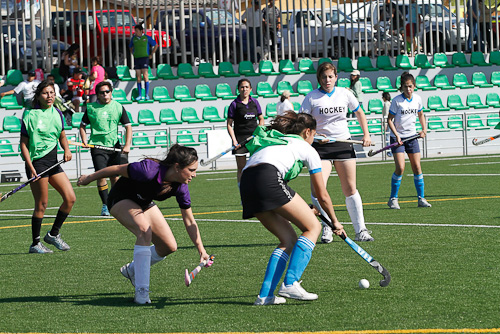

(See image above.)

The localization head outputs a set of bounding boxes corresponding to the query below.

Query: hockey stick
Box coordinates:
[368,134,421,157]
[68,140,122,152]
[314,136,375,146]
[185,254,215,287]
[1,159,66,202]
[472,133,500,146]
[199,136,254,167]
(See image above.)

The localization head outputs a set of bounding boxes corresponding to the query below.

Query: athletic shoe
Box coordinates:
[418,197,432,208]
[355,229,374,242]
[320,224,333,244]
[134,287,151,304]
[253,295,286,306]
[120,263,135,287]
[43,232,70,251]
[101,204,110,216]
[278,281,318,301]
[387,151,393,157]
[136,95,143,101]
[387,197,400,210]
[144,96,150,101]
[29,242,53,254]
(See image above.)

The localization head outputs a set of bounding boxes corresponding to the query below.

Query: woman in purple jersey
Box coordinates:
[77,144,210,305]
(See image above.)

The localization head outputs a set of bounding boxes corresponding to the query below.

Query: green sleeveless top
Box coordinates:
[22,106,63,161]
[86,100,123,147]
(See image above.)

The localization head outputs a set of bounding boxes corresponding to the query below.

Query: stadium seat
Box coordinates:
[489,50,500,66]
[470,51,492,66]
[447,94,469,110]
[174,85,196,102]
[215,83,237,100]
[177,63,200,79]
[156,63,178,80]
[71,112,84,128]
[51,68,65,84]
[427,96,449,112]
[181,107,204,123]
[298,58,316,74]
[453,73,474,89]
[0,139,18,156]
[131,88,154,103]
[111,88,132,104]
[2,115,21,132]
[433,74,455,90]
[368,99,384,114]
[0,95,23,109]
[218,61,240,77]
[297,80,313,95]
[138,109,161,126]
[472,72,494,88]
[376,55,398,71]
[318,57,333,66]
[348,120,363,135]
[147,66,157,80]
[132,132,155,149]
[337,77,350,88]
[202,106,225,122]
[159,108,182,125]
[416,76,437,91]
[447,115,464,130]
[277,81,299,97]
[198,128,211,143]
[487,113,500,127]
[259,60,280,75]
[427,116,446,131]
[116,65,134,81]
[467,114,487,129]
[396,54,416,69]
[153,86,175,103]
[176,129,199,146]
[154,130,170,147]
[486,92,500,107]
[359,77,378,93]
[126,111,139,127]
[337,57,355,72]
[357,56,378,71]
[266,102,277,118]
[367,118,383,134]
[466,94,488,109]
[238,61,259,76]
[195,84,217,101]
[224,105,229,118]
[376,76,398,92]
[279,59,300,75]
[451,52,473,67]
[491,71,500,86]
[256,82,278,98]
[414,54,435,69]
[432,53,454,68]
[6,69,23,86]
[293,102,300,112]
[416,119,423,132]
[198,63,220,78]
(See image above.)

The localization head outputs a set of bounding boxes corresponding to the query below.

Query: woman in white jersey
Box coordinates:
[240,111,345,305]
[386,72,431,209]
[300,62,373,244]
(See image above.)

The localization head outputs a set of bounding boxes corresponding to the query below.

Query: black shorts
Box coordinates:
[107,180,156,212]
[312,141,356,161]
[134,57,150,70]
[240,164,296,219]
[90,142,127,171]
[25,146,64,179]
[232,134,251,155]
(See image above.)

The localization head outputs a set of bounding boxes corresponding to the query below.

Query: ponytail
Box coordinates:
[270,111,316,135]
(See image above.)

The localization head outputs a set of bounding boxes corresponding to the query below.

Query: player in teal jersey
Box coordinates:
[129,24,158,101]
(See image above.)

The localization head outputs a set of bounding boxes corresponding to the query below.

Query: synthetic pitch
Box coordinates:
[0,154,499,333]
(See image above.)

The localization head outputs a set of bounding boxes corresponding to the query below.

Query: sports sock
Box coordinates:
[98,184,109,205]
[259,248,289,298]
[133,245,151,290]
[284,236,315,286]
[390,173,403,198]
[128,245,165,274]
[137,82,142,98]
[414,174,425,198]
[31,216,43,246]
[345,190,366,234]
[50,210,68,236]
[145,81,150,97]
[311,195,328,227]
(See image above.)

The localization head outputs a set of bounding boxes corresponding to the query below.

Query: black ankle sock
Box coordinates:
[98,184,109,205]
[50,210,69,236]
[31,217,43,245]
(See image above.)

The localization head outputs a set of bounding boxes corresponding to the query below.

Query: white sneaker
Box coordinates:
[387,197,400,209]
[418,197,432,207]
[355,229,374,242]
[253,295,286,306]
[320,224,333,244]
[120,263,135,287]
[134,287,151,304]
[278,281,318,301]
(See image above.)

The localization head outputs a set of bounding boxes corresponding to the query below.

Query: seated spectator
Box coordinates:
[276,90,294,116]
[65,69,86,113]
[0,69,40,108]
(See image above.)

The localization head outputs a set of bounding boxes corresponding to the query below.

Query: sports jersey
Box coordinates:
[81,100,130,147]
[14,80,40,101]
[67,78,85,97]
[300,87,360,140]
[389,93,423,138]
[227,96,262,136]
[21,106,65,161]
[129,34,157,58]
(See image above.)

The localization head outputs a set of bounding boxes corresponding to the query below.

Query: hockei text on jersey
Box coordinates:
[319,106,346,114]
[401,109,419,115]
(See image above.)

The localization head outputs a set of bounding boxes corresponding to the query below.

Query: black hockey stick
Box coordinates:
[472,133,500,146]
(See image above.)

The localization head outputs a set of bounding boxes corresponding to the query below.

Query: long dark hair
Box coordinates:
[150,144,198,169]
[399,71,416,91]
[65,43,79,56]
[31,80,55,109]
[270,111,316,136]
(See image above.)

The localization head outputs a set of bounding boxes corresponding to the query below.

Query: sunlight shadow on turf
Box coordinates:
[177,242,277,250]
[154,295,255,308]
[0,292,138,307]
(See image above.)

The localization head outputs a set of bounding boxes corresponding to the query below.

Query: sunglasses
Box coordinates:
[98,90,111,95]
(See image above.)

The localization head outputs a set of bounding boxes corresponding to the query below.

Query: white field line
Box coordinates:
[0,207,59,213]
[449,161,500,166]
[409,174,500,176]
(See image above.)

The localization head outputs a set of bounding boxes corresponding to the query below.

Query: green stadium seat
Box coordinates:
[453,73,474,89]
[154,130,170,147]
[472,72,494,88]
[266,102,277,118]
[0,95,23,109]
[359,77,378,93]
[368,99,384,114]
[292,102,300,112]
[451,52,473,67]
[427,116,446,131]
[152,86,175,103]
[367,118,383,134]
[147,66,157,80]
[414,54,435,69]
[433,74,455,90]
[159,108,182,125]
[357,56,378,71]
[71,112,84,128]
[116,65,134,81]
[447,115,464,130]
[467,114,487,129]
[427,96,449,112]
[51,68,65,84]
[491,71,500,86]
[376,55,398,71]
[489,50,500,66]
[202,106,225,122]
[198,128,211,143]
[215,83,237,100]
[376,76,398,92]
[218,61,240,77]
[297,80,314,95]
[0,139,18,156]
[112,88,132,104]
[470,51,492,66]
[337,57,355,72]
[416,119,422,132]
[195,84,217,101]
[137,109,161,126]
[433,53,454,68]
[487,113,500,127]
[348,120,363,135]
[6,69,23,86]
[238,61,259,76]
[416,75,437,91]
[177,63,200,79]
[126,111,139,127]
[174,85,196,102]
[198,63,219,78]
[447,94,469,110]
[396,54,416,69]
[279,59,300,75]
[257,82,278,98]
[181,107,204,123]
[486,92,500,107]
[277,81,299,97]
[337,77,350,88]
[176,129,199,146]
[259,60,280,75]
[466,93,488,109]
[2,115,21,132]
[156,63,178,80]
[318,57,333,66]
[132,132,155,149]
[131,88,154,103]
[298,58,316,74]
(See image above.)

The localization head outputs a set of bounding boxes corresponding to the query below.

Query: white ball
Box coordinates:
[359,279,370,289]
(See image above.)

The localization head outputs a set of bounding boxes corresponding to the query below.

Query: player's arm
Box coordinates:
[77,164,129,186]
[181,207,209,262]
[120,107,132,153]
[226,118,238,146]
[354,106,372,147]
[79,111,90,145]
[59,130,72,162]
[20,134,37,179]
[387,113,401,144]
[417,110,427,138]
[310,172,344,236]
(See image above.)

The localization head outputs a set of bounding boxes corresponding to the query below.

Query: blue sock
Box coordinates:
[414,174,425,198]
[284,236,315,286]
[137,82,142,98]
[390,173,403,198]
[259,248,289,298]
[145,81,150,97]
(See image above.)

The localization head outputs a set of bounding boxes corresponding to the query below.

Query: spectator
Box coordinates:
[276,90,294,116]
[129,24,158,101]
[405,0,421,53]
[65,69,85,113]
[0,69,40,108]
[59,43,80,83]
[467,0,486,52]
[241,0,263,63]
[88,56,106,103]
[48,74,73,126]
[348,70,363,116]
[382,92,392,156]
[262,0,281,58]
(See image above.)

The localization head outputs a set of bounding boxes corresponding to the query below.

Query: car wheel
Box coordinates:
[330,38,351,59]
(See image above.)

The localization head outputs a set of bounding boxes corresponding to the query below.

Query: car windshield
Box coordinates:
[324,9,353,24]
[1,24,42,40]
[400,4,455,18]
[98,11,135,28]
[205,10,239,25]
